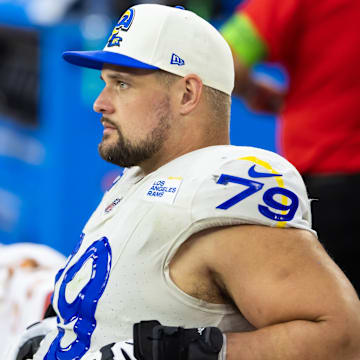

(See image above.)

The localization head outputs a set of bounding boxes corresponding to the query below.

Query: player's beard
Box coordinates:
[98,97,172,168]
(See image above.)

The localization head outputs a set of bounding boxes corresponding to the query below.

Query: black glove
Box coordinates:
[134,320,224,360]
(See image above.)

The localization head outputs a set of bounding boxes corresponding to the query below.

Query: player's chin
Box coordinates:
[98,143,112,162]
[98,138,112,154]
[100,132,118,147]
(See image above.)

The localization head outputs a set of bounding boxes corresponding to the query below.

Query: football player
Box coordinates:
[8,4,360,360]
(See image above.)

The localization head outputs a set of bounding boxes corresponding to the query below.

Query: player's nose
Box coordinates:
[93,88,114,114]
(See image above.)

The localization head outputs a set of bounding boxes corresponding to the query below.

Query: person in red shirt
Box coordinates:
[222,0,360,294]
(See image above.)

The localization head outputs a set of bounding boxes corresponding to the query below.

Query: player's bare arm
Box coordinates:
[170,225,360,360]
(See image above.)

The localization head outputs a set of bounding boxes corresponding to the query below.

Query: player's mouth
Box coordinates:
[101,118,118,136]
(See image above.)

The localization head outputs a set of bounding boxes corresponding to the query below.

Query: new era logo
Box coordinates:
[170,53,185,66]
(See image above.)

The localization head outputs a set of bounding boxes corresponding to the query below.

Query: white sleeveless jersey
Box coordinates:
[35,145,315,359]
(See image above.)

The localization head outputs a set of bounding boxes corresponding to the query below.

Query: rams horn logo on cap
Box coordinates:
[117,8,135,31]
[107,8,135,48]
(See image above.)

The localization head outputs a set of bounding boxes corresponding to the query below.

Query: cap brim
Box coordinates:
[62,50,159,70]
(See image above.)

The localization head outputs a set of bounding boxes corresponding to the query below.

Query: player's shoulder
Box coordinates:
[187,145,314,233]
[217,145,302,179]
[175,144,299,177]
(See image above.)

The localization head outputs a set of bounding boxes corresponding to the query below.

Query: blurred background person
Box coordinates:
[0,243,65,357]
[221,0,360,293]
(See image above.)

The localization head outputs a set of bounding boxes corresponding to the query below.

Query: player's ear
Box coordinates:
[177,74,203,116]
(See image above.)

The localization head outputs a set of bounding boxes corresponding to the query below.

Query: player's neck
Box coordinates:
[138,132,230,176]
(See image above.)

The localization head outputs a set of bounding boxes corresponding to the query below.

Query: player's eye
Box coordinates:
[117,81,128,89]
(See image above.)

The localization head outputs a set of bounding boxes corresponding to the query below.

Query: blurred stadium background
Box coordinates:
[0,0,286,256]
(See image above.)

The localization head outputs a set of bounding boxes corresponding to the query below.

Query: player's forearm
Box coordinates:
[225,318,360,360]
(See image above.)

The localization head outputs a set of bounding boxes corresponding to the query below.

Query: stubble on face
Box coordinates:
[98,96,172,168]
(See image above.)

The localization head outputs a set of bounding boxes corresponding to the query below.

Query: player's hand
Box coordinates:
[5,317,57,360]
[81,340,135,360]
[241,78,285,114]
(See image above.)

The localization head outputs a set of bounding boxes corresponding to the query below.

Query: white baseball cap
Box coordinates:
[62,4,234,95]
